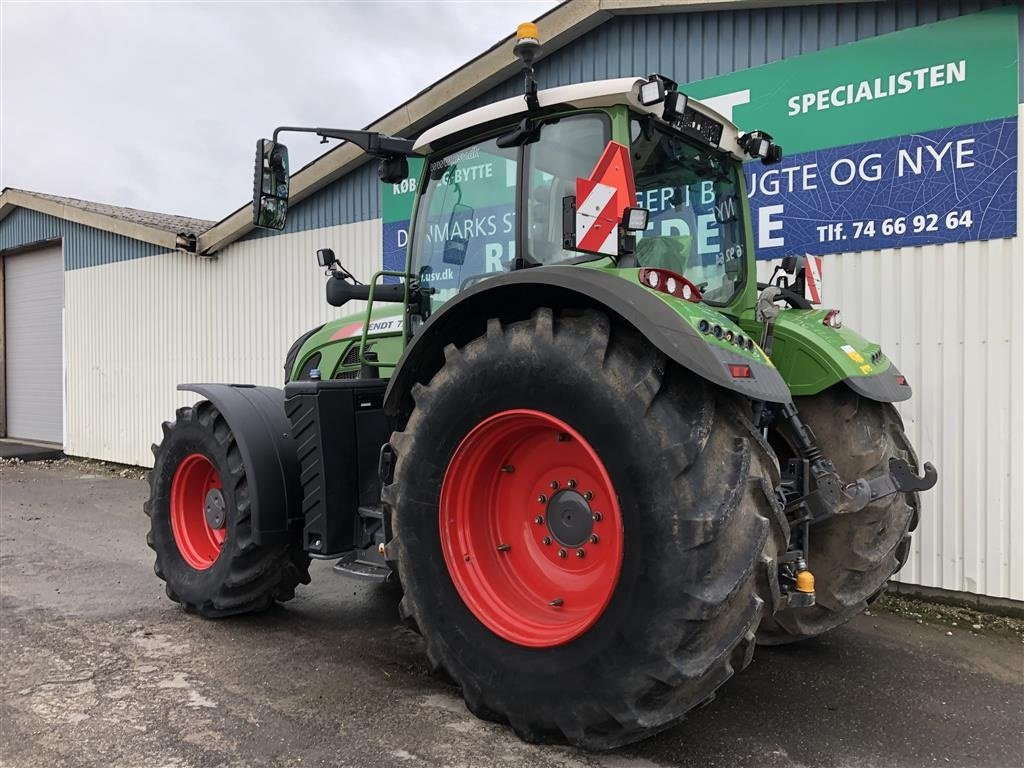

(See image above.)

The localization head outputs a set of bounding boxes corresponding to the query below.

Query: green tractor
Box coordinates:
[145,25,936,750]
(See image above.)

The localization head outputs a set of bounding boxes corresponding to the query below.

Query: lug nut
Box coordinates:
[497,543,511,552]
[583,491,593,501]
[501,465,515,473]
[557,433,571,442]
[537,494,547,504]
[592,511,603,522]
[576,548,585,558]
[549,598,564,607]
[567,479,577,489]
[534,515,544,525]
[590,534,599,544]
[550,480,559,490]
[558,549,567,559]
[542,536,551,545]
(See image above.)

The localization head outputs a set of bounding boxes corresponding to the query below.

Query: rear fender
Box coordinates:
[383,266,792,424]
[177,384,301,543]
[767,310,912,402]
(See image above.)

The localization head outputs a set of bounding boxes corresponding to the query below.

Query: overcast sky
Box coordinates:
[1,1,558,222]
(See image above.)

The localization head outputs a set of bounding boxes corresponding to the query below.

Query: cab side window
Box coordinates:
[524,114,610,265]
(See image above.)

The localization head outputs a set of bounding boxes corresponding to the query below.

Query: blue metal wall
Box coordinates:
[468,0,1020,108]
[0,207,165,270]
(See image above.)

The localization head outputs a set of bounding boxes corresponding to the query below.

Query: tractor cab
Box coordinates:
[406,81,761,323]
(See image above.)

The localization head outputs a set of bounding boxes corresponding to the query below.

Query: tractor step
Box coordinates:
[333,547,391,582]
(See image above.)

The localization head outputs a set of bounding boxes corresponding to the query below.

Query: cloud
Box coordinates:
[0,1,558,221]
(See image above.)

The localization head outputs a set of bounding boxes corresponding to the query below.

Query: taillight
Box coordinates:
[822,309,843,328]
[638,268,702,303]
[728,364,753,379]
[896,374,908,386]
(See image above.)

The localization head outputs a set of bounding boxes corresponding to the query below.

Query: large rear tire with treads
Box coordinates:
[758,385,921,644]
[384,308,786,749]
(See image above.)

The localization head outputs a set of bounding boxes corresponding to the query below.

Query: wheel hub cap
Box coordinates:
[546,490,593,547]
[204,488,226,529]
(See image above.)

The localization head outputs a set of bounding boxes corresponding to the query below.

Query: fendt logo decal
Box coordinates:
[575,142,637,256]
[330,317,405,341]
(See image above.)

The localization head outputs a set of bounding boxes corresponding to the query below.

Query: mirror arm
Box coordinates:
[272,126,416,158]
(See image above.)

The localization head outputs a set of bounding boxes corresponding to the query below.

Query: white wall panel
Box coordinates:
[63,218,381,469]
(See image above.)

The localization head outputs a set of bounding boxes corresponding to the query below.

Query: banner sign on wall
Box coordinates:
[383,7,1019,267]
[687,5,1019,259]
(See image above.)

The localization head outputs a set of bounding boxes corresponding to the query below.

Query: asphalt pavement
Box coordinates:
[2,461,1022,768]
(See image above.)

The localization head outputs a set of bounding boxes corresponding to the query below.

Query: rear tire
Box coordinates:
[384,308,786,749]
[145,401,309,617]
[758,385,920,644]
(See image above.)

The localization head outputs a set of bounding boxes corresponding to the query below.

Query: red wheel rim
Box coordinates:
[170,453,226,570]
[440,409,624,648]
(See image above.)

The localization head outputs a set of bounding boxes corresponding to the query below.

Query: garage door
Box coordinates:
[4,244,64,444]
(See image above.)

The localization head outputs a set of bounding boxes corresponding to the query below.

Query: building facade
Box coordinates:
[2,0,1021,603]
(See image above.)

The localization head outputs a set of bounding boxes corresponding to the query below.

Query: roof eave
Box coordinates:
[0,189,183,252]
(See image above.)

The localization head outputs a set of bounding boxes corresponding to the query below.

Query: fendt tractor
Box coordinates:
[146,24,937,749]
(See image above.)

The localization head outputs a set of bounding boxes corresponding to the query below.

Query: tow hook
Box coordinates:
[833,457,938,517]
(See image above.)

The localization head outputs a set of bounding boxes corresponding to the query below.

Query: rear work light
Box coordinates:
[638,268,702,303]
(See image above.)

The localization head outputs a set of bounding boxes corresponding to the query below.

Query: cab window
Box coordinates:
[524,113,610,265]
[630,119,747,305]
[410,136,518,313]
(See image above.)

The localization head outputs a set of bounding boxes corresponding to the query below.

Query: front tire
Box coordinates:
[384,308,786,749]
[758,385,921,644]
[145,401,309,617]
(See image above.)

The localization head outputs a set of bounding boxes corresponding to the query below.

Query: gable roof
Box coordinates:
[197,0,828,255]
[0,187,215,252]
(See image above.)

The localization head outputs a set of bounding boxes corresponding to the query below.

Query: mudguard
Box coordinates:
[177,384,302,543]
[763,310,912,402]
[383,266,792,422]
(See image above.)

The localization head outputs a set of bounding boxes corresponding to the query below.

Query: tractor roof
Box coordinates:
[413,76,745,162]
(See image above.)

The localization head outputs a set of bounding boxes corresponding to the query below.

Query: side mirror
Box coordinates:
[253,139,289,230]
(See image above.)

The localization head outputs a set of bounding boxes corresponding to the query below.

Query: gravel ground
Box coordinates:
[2,459,1022,768]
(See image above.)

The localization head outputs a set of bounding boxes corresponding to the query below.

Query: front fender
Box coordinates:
[177,384,302,543]
[384,267,792,422]
[767,310,912,402]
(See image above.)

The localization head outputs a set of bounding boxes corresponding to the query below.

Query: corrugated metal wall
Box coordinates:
[62,219,380,465]
[752,108,1023,601]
